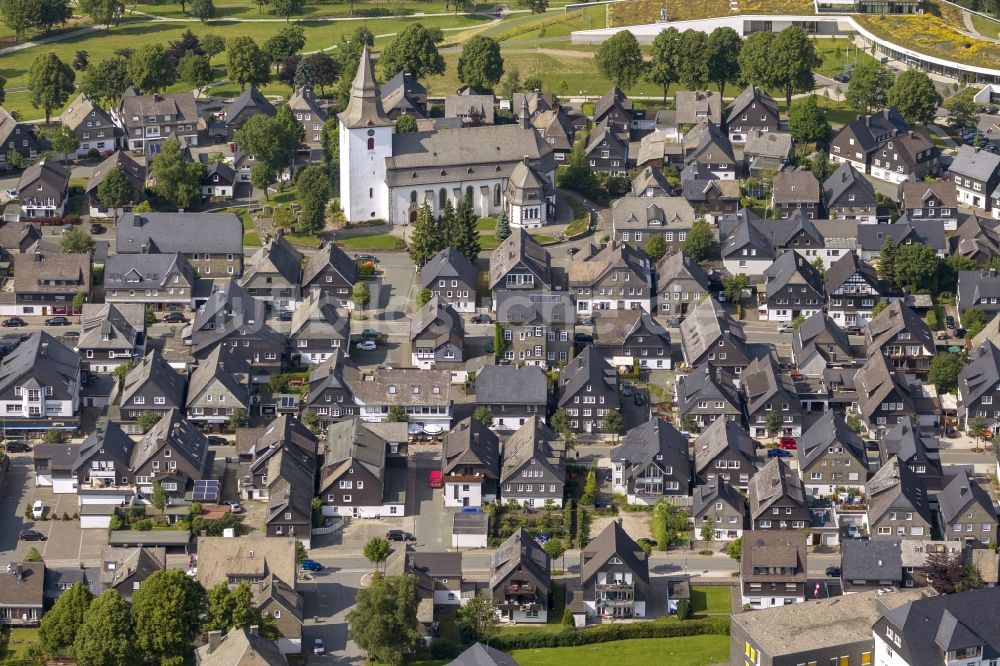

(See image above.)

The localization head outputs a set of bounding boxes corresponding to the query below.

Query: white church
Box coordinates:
[338,47,557,228]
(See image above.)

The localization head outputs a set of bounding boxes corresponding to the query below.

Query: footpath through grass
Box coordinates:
[511,634,730,666]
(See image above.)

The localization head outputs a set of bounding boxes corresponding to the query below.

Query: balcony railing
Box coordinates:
[597,597,635,607]
[505,584,536,595]
[596,582,634,590]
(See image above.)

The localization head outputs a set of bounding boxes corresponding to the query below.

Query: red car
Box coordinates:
[428,470,443,488]
[779,437,797,450]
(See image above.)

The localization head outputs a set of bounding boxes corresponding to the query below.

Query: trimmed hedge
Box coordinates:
[490,616,729,650]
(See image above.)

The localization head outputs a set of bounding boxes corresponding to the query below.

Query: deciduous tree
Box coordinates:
[362,537,391,572]
[77,0,123,28]
[226,35,270,91]
[28,51,74,123]
[770,26,820,111]
[45,124,79,162]
[387,405,408,422]
[40,583,94,656]
[705,26,741,96]
[1,0,38,41]
[595,29,644,89]
[737,31,775,91]
[518,0,547,13]
[127,43,175,93]
[394,114,417,133]
[928,352,963,393]
[644,235,667,262]
[201,33,226,59]
[457,35,504,91]
[472,406,494,427]
[271,0,303,20]
[61,227,94,253]
[131,569,206,665]
[151,138,204,209]
[964,307,989,341]
[80,55,129,107]
[788,95,831,145]
[887,69,941,126]
[647,26,681,103]
[456,593,500,644]
[894,242,940,292]
[945,91,978,132]
[683,219,715,262]
[352,282,370,309]
[347,575,422,666]
[73,590,136,666]
[264,25,305,72]
[846,59,893,115]
[378,23,445,81]
[178,52,213,97]
[190,0,214,22]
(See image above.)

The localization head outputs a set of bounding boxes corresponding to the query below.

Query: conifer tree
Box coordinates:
[454,195,481,262]
[495,210,511,241]
[407,202,437,267]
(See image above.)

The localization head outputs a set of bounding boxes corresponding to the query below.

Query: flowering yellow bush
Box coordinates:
[856,11,1000,66]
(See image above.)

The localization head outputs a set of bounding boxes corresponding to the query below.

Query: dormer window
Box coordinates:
[412,386,420,395]
[388,385,397,394]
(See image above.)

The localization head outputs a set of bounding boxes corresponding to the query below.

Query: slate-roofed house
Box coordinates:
[264,447,315,547]
[593,86,634,139]
[958,269,1000,320]
[238,414,318,501]
[862,301,934,376]
[0,332,80,433]
[797,410,870,497]
[289,292,348,367]
[856,353,919,437]
[866,457,932,540]
[288,86,328,154]
[840,538,903,593]
[100,546,165,600]
[0,562,45,626]
[77,303,145,372]
[674,365,742,433]
[104,252,196,312]
[879,416,944,492]
[741,354,803,438]
[740,532,808,608]
[679,297,751,378]
[17,159,70,219]
[224,87,276,138]
[675,90,722,130]
[529,108,577,162]
[114,89,199,152]
[493,290,574,367]
[720,211,775,277]
[499,417,564,507]
[772,170,822,220]
[113,348,186,433]
[693,481,745,541]
[85,150,145,218]
[654,251,711,317]
[197,628,288,666]
[829,108,909,174]
[791,312,855,376]
[610,196,698,254]
[856,220,947,263]
[490,529,550,623]
[447,644,519,666]
[693,416,757,490]
[12,250,91,317]
[320,418,406,518]
[474,365,548,430]
[186,345,250,430]
[489,229,552,296]
[590,308,671,370]
[301,242,357,308]
[61,93,122,159]
[952,214,1000,264]
[557,346,620,434]
[303,351,357,426]
[444,92,495,126]
[682,121,737,179]
[869,129,939,184]
[724,85,779,142]
[202,161,236,199]
[680,179,740,222]
[130,409,210,498]
[0,107,44,169]
[584,119,630,175]
[900,180,958,230]
[826,251,884,330]
[240,235,304,314]
[938,470,998,544]
[761,250,825,323]
[347,367,451,428]
[442,417,500,507]
[504,157,556,228]
[959,340,1000,433]
[872,586,1000,666]
[116,212,243,278]
[610,418,691,505]
[409,297,464,369]
[743,130,794,177]
[0,221,40,269]
[380,71,428,119]
[578,520,649,620]
[73,419,135,498]
[748,458,809,531]
[631,166,674,197]
[419,248,478,313]
[823,163,877,224]
[569,241,652,314]
[188,280,285,375]
[949,144,1000,213]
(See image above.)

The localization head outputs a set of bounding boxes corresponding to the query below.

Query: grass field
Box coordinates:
[690,586,732,614]
[510,635,730,666]
[3,628,40,658]
[338,233,406,250]
[970,10,1000,39]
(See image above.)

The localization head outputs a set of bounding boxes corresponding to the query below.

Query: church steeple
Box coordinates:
[338,45,392,129]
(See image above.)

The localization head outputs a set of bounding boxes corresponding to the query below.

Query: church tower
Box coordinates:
[338,45,393,222]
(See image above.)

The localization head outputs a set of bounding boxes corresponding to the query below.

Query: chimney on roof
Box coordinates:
[960,485,968,496]
[207,630,222,654]
[40,342,48,357]
[15,564,23,582]
[132,215,143,228]
[249,625,259,636]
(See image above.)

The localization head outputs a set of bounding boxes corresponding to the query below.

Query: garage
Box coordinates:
[80,506,114,529]
[452,511,488,548]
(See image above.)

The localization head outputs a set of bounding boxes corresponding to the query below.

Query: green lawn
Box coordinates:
[283,231,322,248]
[565,199,590,236]
[971,10,1000,39]
[4,627,40,658]
[816,96,860,128]
[814,38,876,79]
[690,586,732,614]
[511,635,730,666]
[338,233,406,250]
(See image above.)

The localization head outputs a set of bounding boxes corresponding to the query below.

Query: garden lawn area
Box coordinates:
[4,627,40,658]
[238,211,261,247]
[816,96,860,128]
[689,586,731,614]
[283,231,322,248]
[814,38,876,79]
[855,2,1000,68]
[338,233,406,251]
[970,11,1000,39]
[565,199,590,236]
[480,234,501,250]
[511,635,730,666]
[476,217,495,232]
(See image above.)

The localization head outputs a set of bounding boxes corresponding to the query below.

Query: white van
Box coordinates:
[31,501,44,520]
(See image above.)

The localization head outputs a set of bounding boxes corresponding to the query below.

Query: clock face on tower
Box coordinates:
[367,130,375,136]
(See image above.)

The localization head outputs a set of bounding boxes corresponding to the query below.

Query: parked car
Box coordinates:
[313,638,325,655]
[1,318,26,328]
[471,314,491,324]
[573,332,593,343]
[32,500,44,519]
[60,224,73,234]
[356,254,379,264]
[776,323,793,333]
[89,223,104,234]
[44,316,70,326]
[300,559,324,572]
[955,328,967,339]
[361,329,379,340]
[356,340,377,352]
[276,311,293,322]
[228,502,243,513]
[946,315,956,329]
[847,525,862,539]
[667,317,683,327]
[20,530,46,541]
[533,534,550,544]
[386,529,416,542]
[461,507,484,514]
[779,436,797,450]
[634,392,645,406]
[4,441,29,453]
[61,331,79,341]
[833,72,851,83]
[485,340,494,354]
[825,566,841,577]
[621,382,632,397]
[206,435,227,446]
[767,448,792,458]
[428,470,443,488]
[162,312,187,324]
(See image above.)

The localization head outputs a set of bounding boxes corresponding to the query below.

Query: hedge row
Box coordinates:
[490,616,730,650]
